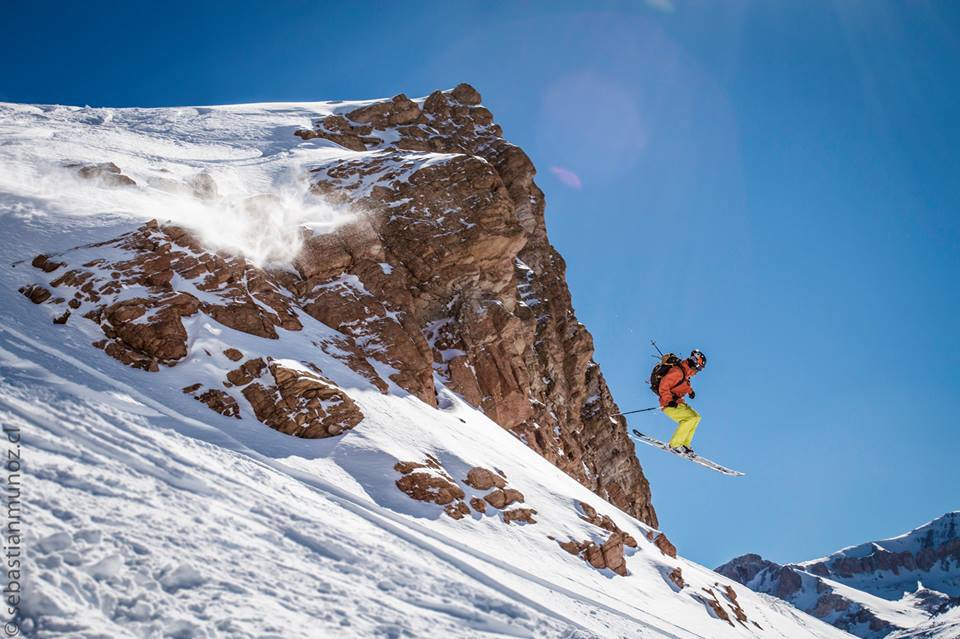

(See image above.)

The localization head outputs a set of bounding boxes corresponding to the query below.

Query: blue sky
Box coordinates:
[3,1,958,567]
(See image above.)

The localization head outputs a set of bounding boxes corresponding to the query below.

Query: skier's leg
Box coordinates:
[664,404,695,448]
[681,405,701,447]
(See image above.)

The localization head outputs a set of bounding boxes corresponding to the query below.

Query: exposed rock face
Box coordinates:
[297,84,656,526]
[18,84,657,525]
[19,221,366,438]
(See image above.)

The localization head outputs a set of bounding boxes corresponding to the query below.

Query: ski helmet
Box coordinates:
[689,349,707,371]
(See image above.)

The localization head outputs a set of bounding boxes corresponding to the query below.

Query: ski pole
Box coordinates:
[651,339,664,357]
[615,407,659,416]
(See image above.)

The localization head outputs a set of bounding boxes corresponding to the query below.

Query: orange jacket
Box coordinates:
[658,360,698,408]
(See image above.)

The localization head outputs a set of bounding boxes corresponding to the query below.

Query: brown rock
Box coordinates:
[721,585,748,624]
[668,567,685,589]
[558,531,630,576]
[584,543,605,570]
[444,501,471,520]
[483,487,524,510]
[347,94,422,128]
[223,348,244,362]
[577,501,622,534]
[394,461,429,474]
[469,497,487,513]
[396,471,463,505]
[241,362,363,438]
[502,508,537,525]
[558,540,580,555]
[701,588,735,627]
[601,532,629,576]
[451,83,483,105]
[465,466,507,491]
[31,255,64,273]
[654,533,677,558]
[579,501,598,521]
[227,358,266,386]
[19,284,51,304]
[183,384,241,419]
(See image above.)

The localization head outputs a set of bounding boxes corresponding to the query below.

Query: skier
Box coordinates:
[655,349,707,454]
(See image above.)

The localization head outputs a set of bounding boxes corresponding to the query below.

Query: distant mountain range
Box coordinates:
[717,512,960,638]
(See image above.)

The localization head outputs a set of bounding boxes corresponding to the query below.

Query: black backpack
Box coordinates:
[649,353,684,395]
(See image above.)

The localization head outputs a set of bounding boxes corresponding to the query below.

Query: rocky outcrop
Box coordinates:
[239,361,363,438]
[18,84,657,525]
[464,466,506,491]
[558,531,636,577]
[182,384,240,419]
[558,501,640,576]
[502,508,538,525]
[297,84,656,526]
[19,222,365,438]
[700,587,734,626]
[394,457,470,520]
[393,461,534,523]
[697,584,756,630]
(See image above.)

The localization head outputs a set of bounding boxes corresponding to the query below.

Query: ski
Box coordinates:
[631,430,745,477]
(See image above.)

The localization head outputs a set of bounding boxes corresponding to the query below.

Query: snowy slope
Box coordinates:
[0,99,854,638]
[889,606,960,639]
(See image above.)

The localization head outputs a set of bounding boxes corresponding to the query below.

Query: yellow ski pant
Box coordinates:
[664,403,701,448]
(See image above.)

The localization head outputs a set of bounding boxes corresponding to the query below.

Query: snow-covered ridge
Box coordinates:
[0,100,362,265]
[2,89,851,637]
[717,513,960,639]
[799,512,960,596]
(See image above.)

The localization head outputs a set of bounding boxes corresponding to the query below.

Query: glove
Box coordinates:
[688,390,696,399]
